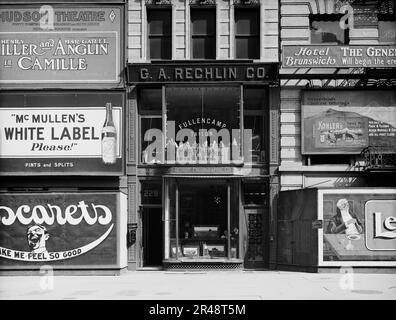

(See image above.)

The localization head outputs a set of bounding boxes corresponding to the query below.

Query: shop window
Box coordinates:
[138,87,162,114]
[310,14,349,44]
[165,179,240,261]
[191,8,216,59]
[147,9,172,60]
[378,14,396,43]
[243,181,267,207]
[141,117,163,164]
[235,8,260,59]
[243,87,267,163]
[165,86,241,164]
[139,87,164,164]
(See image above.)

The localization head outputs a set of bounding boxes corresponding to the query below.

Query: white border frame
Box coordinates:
[318,188,396,267]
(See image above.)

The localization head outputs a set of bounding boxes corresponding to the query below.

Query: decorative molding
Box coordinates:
[189,0,216,6]
[233,0,259,6]
[128,99,136,164]
[145,0,172,6]
[335,0,395,14]
[128,183,137,224]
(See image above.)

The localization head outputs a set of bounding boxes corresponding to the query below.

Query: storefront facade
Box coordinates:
[279,0,396,271]
[125,0,280,270]
[0,1,128,273]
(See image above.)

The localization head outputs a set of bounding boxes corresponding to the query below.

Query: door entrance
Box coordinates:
[142,207,163,267]
[164,178,241,261]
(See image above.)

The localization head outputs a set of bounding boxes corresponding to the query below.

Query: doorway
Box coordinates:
[142,207,163,267]
[164,178,241,261]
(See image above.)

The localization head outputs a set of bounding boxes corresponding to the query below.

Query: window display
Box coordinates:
[166,86,241,164]
[164,178,240,261]
[139,85,268,165]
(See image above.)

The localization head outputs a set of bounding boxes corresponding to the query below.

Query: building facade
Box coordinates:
[1,0,395,274]
[0,0,128,273]
[278,0,396,271]
[125,0,280,270]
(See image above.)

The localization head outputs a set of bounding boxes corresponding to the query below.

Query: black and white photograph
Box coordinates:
[0,0,395,316]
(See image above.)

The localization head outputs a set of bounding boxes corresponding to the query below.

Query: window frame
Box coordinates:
[242,85,268,164]
[234,6,260,60]
[139,115,164,164]
[164,178,240,261]
[309,14,350,45]
[378,13,396,44]
[138,86,164,165]
[147,7,172,60]
[190,7,217,60]
[138,84,271,166]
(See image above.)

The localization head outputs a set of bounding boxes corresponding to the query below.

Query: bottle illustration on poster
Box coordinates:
[101,102,117,165]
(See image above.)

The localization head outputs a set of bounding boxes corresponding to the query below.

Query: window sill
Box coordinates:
[163,258,243,263]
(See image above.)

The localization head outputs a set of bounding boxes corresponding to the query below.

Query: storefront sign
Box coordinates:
[319,189,396,265]
[302,90,396,154]
[0,5,123,87]
[0,105,123,174]
[0,192,124,268]
[282,45,396,68]
[127,63,278,83]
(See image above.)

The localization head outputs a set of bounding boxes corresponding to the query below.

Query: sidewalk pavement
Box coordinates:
[0,270,395,300]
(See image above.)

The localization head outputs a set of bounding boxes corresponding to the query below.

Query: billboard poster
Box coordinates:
[282,45,396,68]
[302,90,396,154]
[0,192,125,268]
[319,189,396,266]
[0,104,123,175]
[0,5,123,87]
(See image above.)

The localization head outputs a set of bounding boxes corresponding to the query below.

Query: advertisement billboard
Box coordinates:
[0,4,123,87]
[0,93,124,175]
[318,189,396,266]
[282,45,396,68]
[0,192,127,269]
[302,90,396,154]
